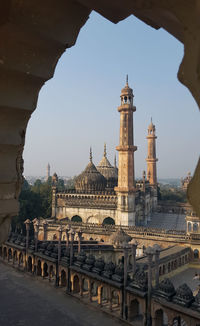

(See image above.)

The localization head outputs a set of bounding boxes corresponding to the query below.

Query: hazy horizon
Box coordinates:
[23,12,199,179]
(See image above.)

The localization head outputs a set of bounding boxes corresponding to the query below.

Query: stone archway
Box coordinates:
[37,260,42,276]
[73,275,80,293]
[61,269,67,287]
[102,217,115,225]
[27,256,32,272]
[0,2,199,243]
[71,215,82,223]
[129,299,140,321]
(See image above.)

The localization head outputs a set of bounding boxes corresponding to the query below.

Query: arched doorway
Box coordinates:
[43,262,48,277]
[129,299,140,321]
[3,247,7,259]
[102,217,115,225]
[73,275,80,293]
[61,269,67,286]
[37,260,42,276]
[27,256,32,272]
[49,265,54,281]
[19,252,23,267]
[13,250,17,264]
[8,248,12,262]
[154,309,164,326]
[194,249,199,259]
[71,215,82,223]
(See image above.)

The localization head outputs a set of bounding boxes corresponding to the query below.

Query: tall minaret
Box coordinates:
[146,119,158,209]
[46,163,50,181]
[146,119,158,186]
[115,76,137,226]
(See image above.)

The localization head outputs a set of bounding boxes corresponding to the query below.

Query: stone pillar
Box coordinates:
[56,225,63,287]
[146,246,155,326]
[129,239,138,274]
[77,229,82,253]
[109,287,112,311]
[42,220,48,241]
[153,244,161,290]
[89,279,92,302]
[33,219,39,252]
[65,224,70,248]
[69,229,75,266]
[80,277,83,297]
[123,243,130,320]
[98,286,102,306]
[24,219,31,271]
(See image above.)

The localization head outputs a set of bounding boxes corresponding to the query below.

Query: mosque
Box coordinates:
[51,77,158,226]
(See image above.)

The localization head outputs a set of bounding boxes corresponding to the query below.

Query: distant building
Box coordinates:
[181,172,192,190]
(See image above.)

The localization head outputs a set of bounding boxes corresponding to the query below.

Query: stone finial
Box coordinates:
[114,154,117,168]
[126,74,128,85]
[90,147,92,163]
[153,244,161,252]
[104,143,107,158]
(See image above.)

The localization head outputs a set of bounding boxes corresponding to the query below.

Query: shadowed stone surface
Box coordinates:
[0,262,124,326]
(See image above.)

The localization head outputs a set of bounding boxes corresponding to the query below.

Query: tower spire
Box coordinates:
[114,154,117,168]
[104,143,107,158]
[126,74,128,86]
[90,147,92,163]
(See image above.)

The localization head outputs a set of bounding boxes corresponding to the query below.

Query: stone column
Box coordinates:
[89,279,92,302]
[42,220,48,241]
[153,244,161,290]
[69,229,75,266]
[109,287,112,311]
[65,224,70,249]
[24,219,31,271]
[77,229,82,253]
[129,239,138,274]
[146,246,155,326]
[33,219,39,252]
[98,286,102,306]
[123,243,130,320]
[55,225,63,287]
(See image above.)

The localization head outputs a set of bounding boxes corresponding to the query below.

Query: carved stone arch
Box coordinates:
[87,216,99,224]
[0,1,199,243]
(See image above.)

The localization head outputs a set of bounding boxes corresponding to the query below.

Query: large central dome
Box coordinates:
[75,149,107,192]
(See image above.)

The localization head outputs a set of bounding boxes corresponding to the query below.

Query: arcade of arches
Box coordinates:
[0,0,199,243]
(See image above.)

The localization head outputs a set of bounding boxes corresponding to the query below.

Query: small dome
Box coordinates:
[120,75,133,96]
[97,144,118,189]
[75,150,107,192]
[175,283,193,300]
[159,278,175,294]
[110,228,132,247]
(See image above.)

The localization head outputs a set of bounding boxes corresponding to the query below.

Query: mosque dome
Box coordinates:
[75,148,107,192]
[97,144,118,190]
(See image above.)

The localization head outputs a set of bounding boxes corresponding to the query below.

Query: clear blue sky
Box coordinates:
[23,12,199,179]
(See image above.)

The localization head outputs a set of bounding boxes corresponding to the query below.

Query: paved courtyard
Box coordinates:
[0,262,124,326]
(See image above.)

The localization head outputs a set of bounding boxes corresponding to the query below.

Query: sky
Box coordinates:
[23,11,199,179]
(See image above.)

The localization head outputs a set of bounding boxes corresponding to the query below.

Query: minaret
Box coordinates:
[146,118,158,186]
[115,76,137,226]
[46,163,50,181]
[146,119,158,209]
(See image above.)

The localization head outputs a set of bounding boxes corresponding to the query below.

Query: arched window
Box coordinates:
[102,217,115,225]
[193,223,198,232]
[194,249,199,259]
[71,215,82,223]
[188,222,192,232]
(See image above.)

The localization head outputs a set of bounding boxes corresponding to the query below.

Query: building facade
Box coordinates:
[52,79,158,226]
